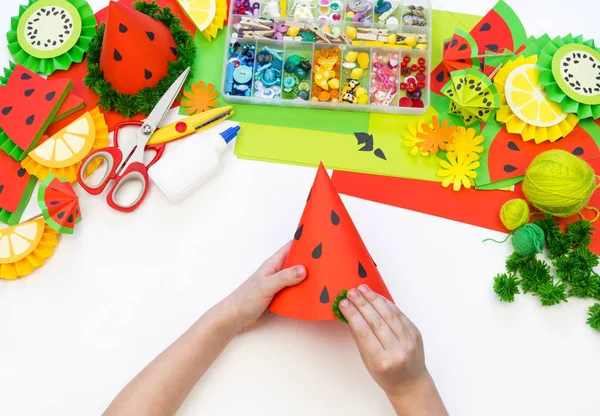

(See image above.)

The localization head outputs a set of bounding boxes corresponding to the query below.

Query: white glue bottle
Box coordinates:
[149,124,240,203]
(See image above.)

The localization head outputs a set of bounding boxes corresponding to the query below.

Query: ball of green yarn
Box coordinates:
[500,198,530,231]
[511,223,545,257]
[523,149,596,218]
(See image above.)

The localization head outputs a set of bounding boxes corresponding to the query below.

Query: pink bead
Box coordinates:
[374,62,382,69]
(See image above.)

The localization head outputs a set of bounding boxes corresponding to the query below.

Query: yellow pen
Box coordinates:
[147,106,234,145]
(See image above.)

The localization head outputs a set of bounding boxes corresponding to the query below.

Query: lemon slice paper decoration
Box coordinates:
[178,0,227,41]
[495,55,579,143]
[0,217,59,280]
[535,34,600,119]
[21,107,108,182]
[6,0,97,75]
[442,68,500,126]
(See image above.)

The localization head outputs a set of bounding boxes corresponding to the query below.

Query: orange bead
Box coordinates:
[318,91,331,101]
[312,87,322,96]
[330,89,339,99]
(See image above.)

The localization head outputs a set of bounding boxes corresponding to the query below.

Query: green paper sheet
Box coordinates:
[181,10,482,180]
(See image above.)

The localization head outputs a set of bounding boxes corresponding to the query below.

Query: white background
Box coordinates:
[1,0,600,415]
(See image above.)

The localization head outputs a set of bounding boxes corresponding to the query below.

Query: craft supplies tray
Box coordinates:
[222,0,432,114]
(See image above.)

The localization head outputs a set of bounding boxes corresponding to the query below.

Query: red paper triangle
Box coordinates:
[270,163,393,321]
[99,1,177,95]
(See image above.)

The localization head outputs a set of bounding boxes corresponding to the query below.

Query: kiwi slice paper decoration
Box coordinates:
[21,107,109,183]
[0,63,72,161]
[442,68,500,126]
[37,174,81,234]
[84,1,195,117]
[0,216,59,280]
[532,34,600,120]
[6,0,97,76]
[269,163,393,321]
[0,150,37,226]
[495,55,579,143]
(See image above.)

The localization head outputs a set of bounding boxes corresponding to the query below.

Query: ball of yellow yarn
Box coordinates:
[522,150,597,218]
[500,198,530,231]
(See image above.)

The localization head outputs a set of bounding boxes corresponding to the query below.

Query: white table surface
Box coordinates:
[1,0,600,415]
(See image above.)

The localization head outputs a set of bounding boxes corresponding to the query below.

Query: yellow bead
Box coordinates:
[345,51,358,62]
[357,52,369,69]
[346,26,357,40]
[311,97,319,102]
[355,86,367,96]
[331,98,339,103]
[328,78,340,90]
[387,34,396,44]
[322,25,332,33]
[403,35,418,48]
[357,94,368,105]
[346,11,355,19]
[351,68,364,79]
[416,43,428,50]
[287,26,300,37]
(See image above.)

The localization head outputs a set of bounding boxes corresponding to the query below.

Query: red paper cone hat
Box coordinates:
[270,163,393,321]
[99,1,177,95]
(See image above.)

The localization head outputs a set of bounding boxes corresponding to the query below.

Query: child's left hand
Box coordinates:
[221,242,307,334]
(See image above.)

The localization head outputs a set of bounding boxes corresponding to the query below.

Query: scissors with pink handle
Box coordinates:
[77,68,190,212]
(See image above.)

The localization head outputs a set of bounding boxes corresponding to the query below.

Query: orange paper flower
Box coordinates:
[416,116,456,154]
[181,81,219,115]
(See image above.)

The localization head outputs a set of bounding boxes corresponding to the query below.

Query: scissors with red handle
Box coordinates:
[77,68,190,212]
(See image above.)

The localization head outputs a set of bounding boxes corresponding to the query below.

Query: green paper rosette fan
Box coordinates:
[6,0,97,75]
[531,34,600,119]
[37,174,81,234]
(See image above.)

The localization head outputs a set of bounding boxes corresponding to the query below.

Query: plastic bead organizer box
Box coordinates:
[222,0,432,114]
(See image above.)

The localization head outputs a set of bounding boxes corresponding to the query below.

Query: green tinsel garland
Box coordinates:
[84,1,196,118]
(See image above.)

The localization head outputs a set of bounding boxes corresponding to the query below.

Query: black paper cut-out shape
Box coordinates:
[294,225,303,240]
[1,107,12,115]
[436,71,445,83]
[25,115,35,125]
[0,185,3,194]
[144,69,153,79]
[480,22,491,32]
[307,187,312,201]
[331,210,340,225]
[374,148,387,160]
[119,23,128,33]
[146,31,155,41]
[320,286,330,303]
[507,141,520,151]
[504,165,518,173]
[17,168,26,177]
[45,91,56,101]
[312,243,323,259]
[24,88,34,97]
[355,132,374,151]
[170,47,178,56]
[358,262,367,278]
[21,72,32,80]
[572,147,584,156]
[114,49,122,61]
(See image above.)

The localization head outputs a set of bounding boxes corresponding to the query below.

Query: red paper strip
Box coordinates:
[331,158,600,255]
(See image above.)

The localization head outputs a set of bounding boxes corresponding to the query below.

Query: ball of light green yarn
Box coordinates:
[500,198,530,231]
[523,149,596,218]
[511,224,545,257]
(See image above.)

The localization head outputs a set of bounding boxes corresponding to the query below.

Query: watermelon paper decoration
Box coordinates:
[0,63,72,161]
[52,93,86,124]
[269,163,393,321]
[431,0,528,96]
[84,1,195,117]
[38,174,81,234]
[0,150,37,226]
[475,118,600,190]
[6,0,97,75]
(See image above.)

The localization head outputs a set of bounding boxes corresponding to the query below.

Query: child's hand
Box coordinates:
[222,242,306,334]
[340,285,447,416]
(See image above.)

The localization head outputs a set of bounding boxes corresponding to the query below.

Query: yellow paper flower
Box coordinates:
[416,116,456,155]
[446,127,485,160]
[403,119,431,156]
[181,81,219,115]
[437,153,480,191]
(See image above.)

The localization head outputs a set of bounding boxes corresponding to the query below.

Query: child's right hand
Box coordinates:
[340,285,448,416]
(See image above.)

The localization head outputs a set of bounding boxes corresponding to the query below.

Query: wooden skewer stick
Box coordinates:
[488,62,504,80]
